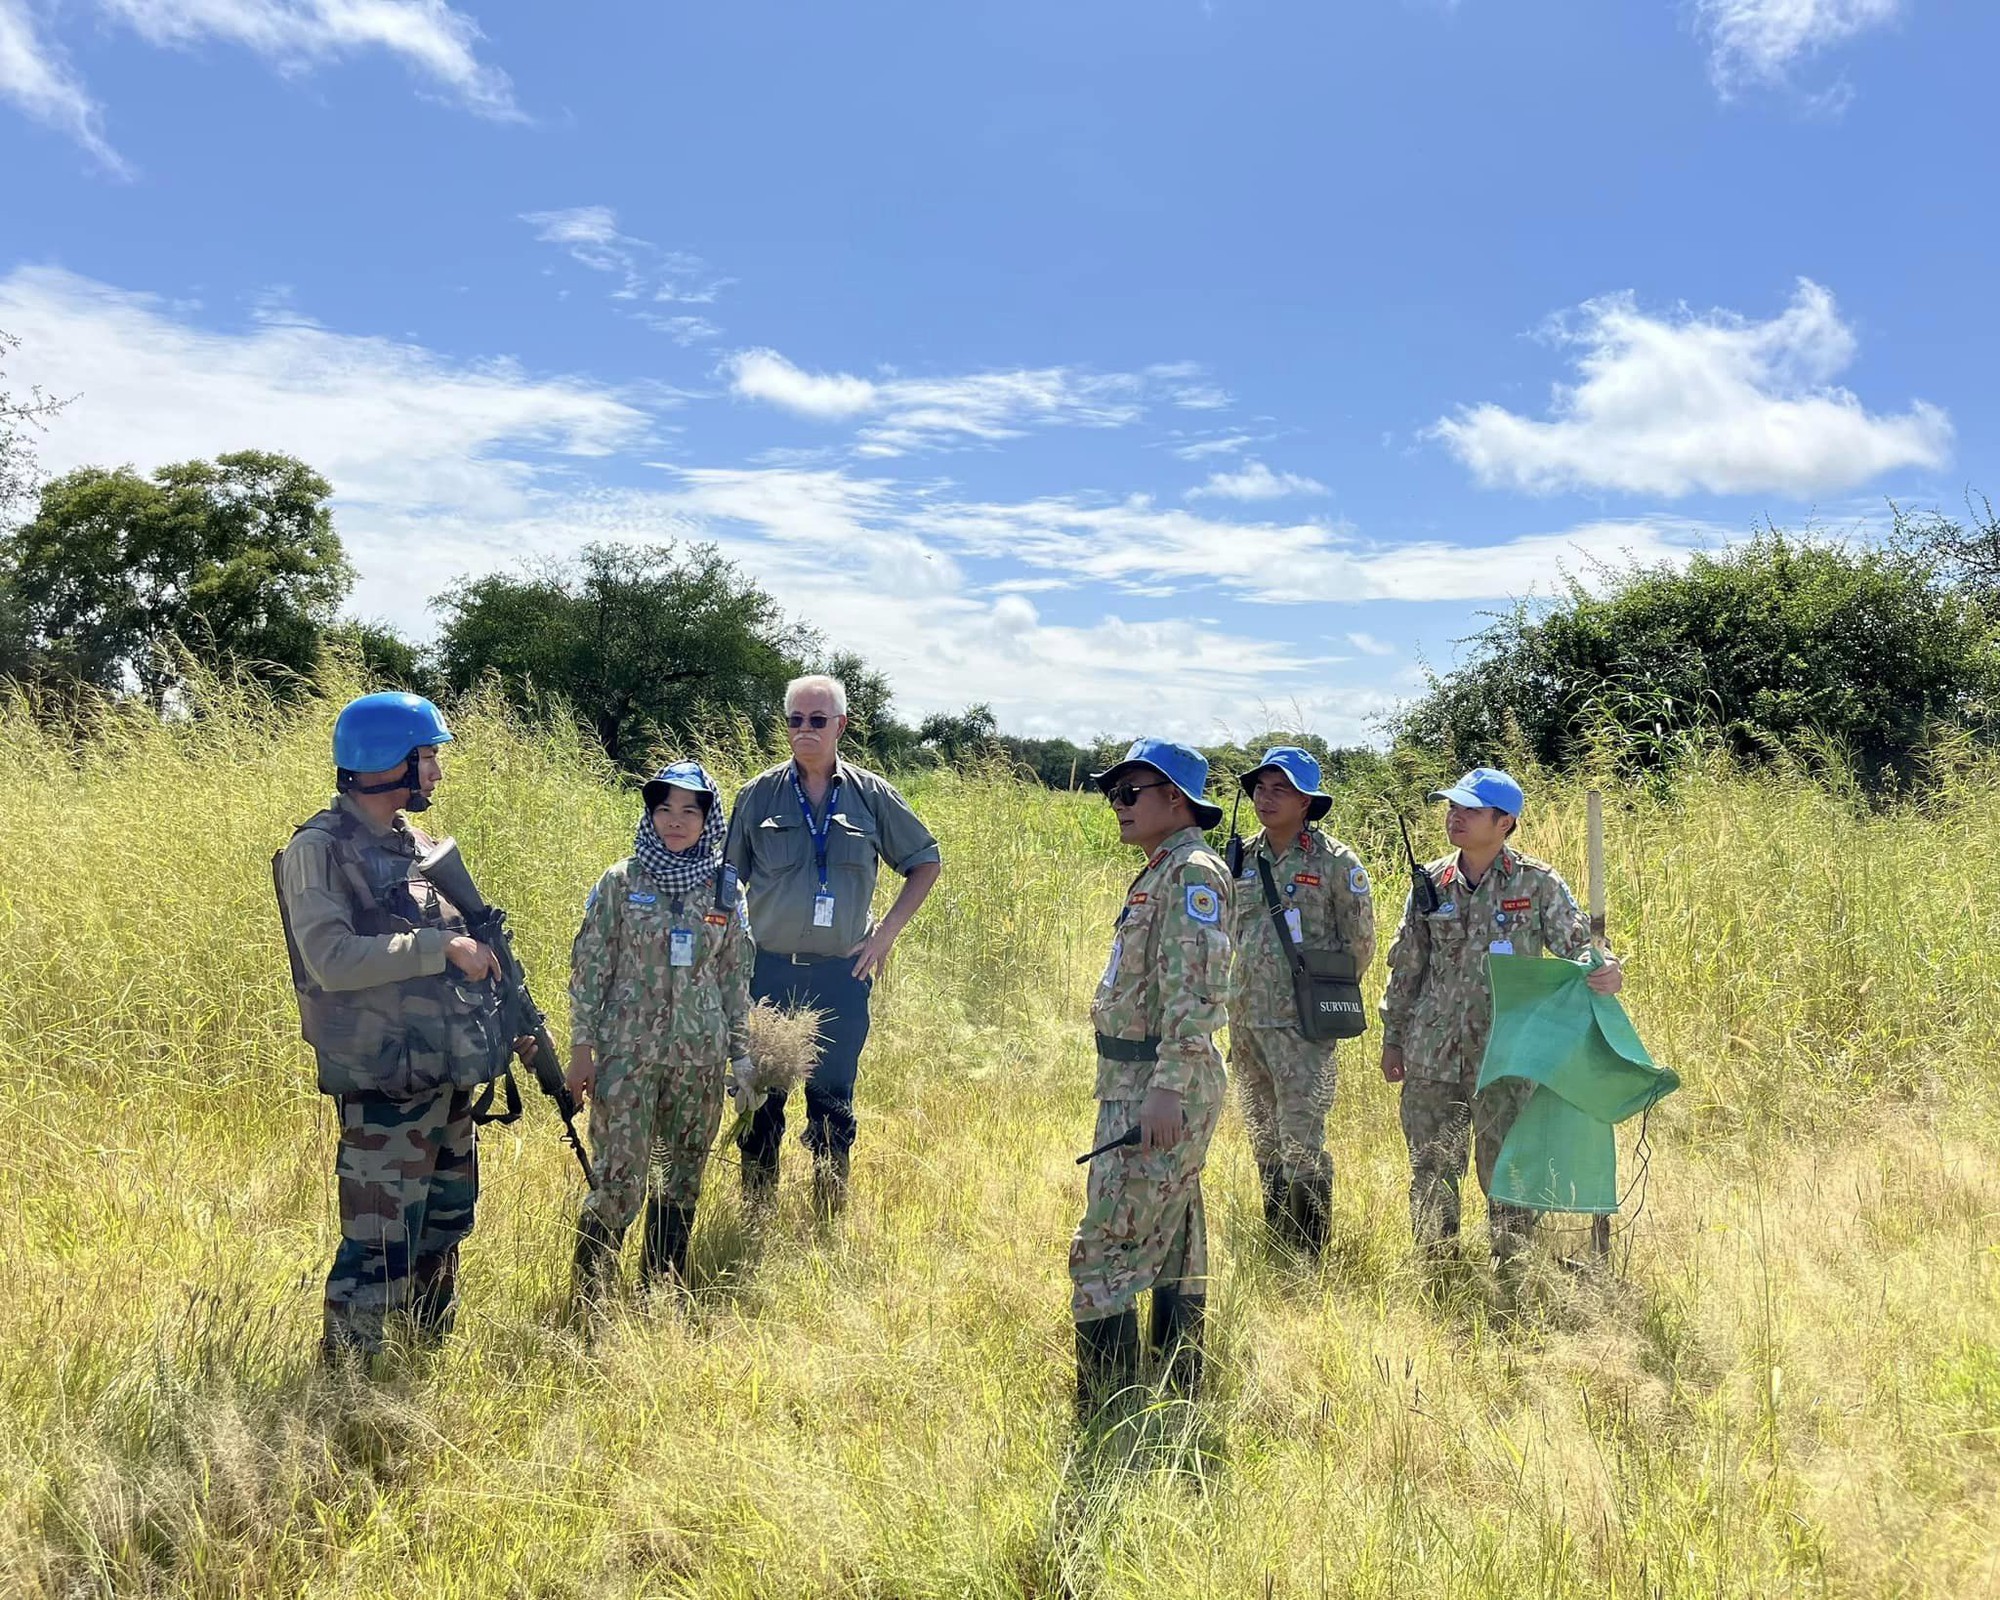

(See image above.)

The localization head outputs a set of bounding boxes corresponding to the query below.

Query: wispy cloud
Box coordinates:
[723,347,1236,458]
[0,0,124,170]
[2,0,519,157]
[1171,433,1254,461]
[1432,278,1949,498]
[1347,632,1396,658]
[1697,0,1902,105]
[521,205,730,319]
[1186,459,1327,501]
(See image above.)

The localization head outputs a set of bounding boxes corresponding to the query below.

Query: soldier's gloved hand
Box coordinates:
[729,1055,758,1111]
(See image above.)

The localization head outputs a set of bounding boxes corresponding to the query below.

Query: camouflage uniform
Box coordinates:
[1227,827,1376,1191]
[275,793,510,1356]
[1071,825,1232,1320]
[1379,846,1593,1256]
[569,858,753,1237]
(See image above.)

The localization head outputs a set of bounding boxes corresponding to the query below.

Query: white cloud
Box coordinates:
[0,265,646,517]
[1698,0,1901,100]
[724,347,1174,457]
[0,0,127,168]
[1347,632,1395,658]
[103,0,515,112]
[1433,279,1950,498]
[521,207,728,309]
[725,348,878,421]
[1172,433,1253,460]
[1186,459,1327,501]
[1,0,514,159]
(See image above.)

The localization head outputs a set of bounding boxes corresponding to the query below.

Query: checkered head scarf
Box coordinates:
[634,762,726,897]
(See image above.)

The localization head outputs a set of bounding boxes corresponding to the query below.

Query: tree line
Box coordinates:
[8,326,1998,797]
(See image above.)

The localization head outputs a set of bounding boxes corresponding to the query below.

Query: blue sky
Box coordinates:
[2,0,1993,744]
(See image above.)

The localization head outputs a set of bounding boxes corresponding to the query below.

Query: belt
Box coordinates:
[1094,1032,1161,1063]
[762,949,846,967]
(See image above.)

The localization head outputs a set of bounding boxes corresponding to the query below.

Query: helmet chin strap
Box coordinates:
[342,752,430,810]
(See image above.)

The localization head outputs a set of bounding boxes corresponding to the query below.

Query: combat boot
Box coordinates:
[408,1247,460,1347]
[569,1211,624,1316]
[1074,1309,1142,1428]
[1288,1174,1333,1259]
[639,1196,697,1290]
[1148,1284,1207,1402]
[811,1145,850,1222]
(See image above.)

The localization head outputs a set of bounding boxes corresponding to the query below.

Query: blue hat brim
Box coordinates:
[1429,784,1518,814]
[1093,760,1224,830]
[1239,761,1333,820]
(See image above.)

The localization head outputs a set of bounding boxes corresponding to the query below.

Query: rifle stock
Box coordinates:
[418,838,595,1187]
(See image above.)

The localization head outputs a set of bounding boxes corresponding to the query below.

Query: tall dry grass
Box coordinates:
[0,675,1996,1597]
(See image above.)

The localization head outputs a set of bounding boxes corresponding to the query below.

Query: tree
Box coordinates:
[917,703,1000,764]
[433,541,816,767]
[0,329,68,532]
[1390,530,2000,790]
[322,618,438,697]
[2,450,353,701]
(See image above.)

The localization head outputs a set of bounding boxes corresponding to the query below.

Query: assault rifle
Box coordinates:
[418,838,595,1187]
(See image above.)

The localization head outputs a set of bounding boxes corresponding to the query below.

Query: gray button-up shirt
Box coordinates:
[723,759,942,958]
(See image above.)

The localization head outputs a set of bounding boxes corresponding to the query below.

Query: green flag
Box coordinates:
[1475,952,1677,1214]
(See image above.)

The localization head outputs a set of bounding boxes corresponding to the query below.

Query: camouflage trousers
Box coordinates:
[1230,1025,1337,1185]
[325,1087,477,1353]
[1069,1066,1224,1320]
[580,1042,727,1234]
[1398,1074,1536,1257]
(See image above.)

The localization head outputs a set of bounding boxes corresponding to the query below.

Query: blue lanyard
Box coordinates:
[788,767,841,892]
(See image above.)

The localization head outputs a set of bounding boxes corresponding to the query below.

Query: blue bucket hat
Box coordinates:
[1240,745,1333,822]
[642,759,720,814]
[1429,766,1525,816]
[1091,738,1224,830]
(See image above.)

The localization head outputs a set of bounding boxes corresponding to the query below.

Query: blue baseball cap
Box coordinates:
[1092,738,1224,830]
[643,760,720,812]
[1429,766,1524,816]
[1240,745,1333,821]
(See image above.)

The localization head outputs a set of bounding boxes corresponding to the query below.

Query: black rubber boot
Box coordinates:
[640,1197,697,1289]
[1148,1285,1207,1402]
[740,1097,783,1209]
[1074,1309,1142,1427]
[1258,1164,1287,1228]
[569,1211,624,1316]
[1289,1174,1333,1259]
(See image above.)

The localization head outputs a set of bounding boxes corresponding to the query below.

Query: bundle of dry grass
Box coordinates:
[744,998,825,1099]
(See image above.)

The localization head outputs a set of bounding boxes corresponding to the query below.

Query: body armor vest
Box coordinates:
[274,807,512,1099]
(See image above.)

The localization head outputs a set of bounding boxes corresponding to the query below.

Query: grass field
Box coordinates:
[2,679,1997,1598]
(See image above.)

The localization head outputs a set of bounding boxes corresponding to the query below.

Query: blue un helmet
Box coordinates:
[333,692,453,812]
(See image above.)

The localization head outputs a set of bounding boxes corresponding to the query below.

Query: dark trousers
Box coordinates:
[742,950,873,1163]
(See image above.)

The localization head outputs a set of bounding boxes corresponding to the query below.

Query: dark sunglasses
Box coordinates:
[1104,780,1168,808]
[786,712,833,730]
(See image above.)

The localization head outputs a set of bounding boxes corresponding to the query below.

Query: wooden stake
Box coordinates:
[1587,788,1612,1261]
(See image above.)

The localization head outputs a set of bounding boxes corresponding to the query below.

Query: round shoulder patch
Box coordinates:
[1347,863,1370,895]
[1184,883,1223,924]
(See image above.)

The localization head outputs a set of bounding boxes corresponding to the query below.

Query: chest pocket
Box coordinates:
[1115,896,1162,993]
[752,815,809,876]
[1422,903,1469,956]
[826,813,878,877]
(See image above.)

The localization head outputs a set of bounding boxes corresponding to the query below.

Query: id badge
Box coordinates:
[669,928,696,967]
[1284,907,1303,944]
[1489,939,1514,956]
[813,892,836,929]
[1100,936,1123,989]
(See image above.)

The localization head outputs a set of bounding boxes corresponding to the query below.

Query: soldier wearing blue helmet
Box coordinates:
[274,692,534,1370]
[1071,738,1232,1422]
